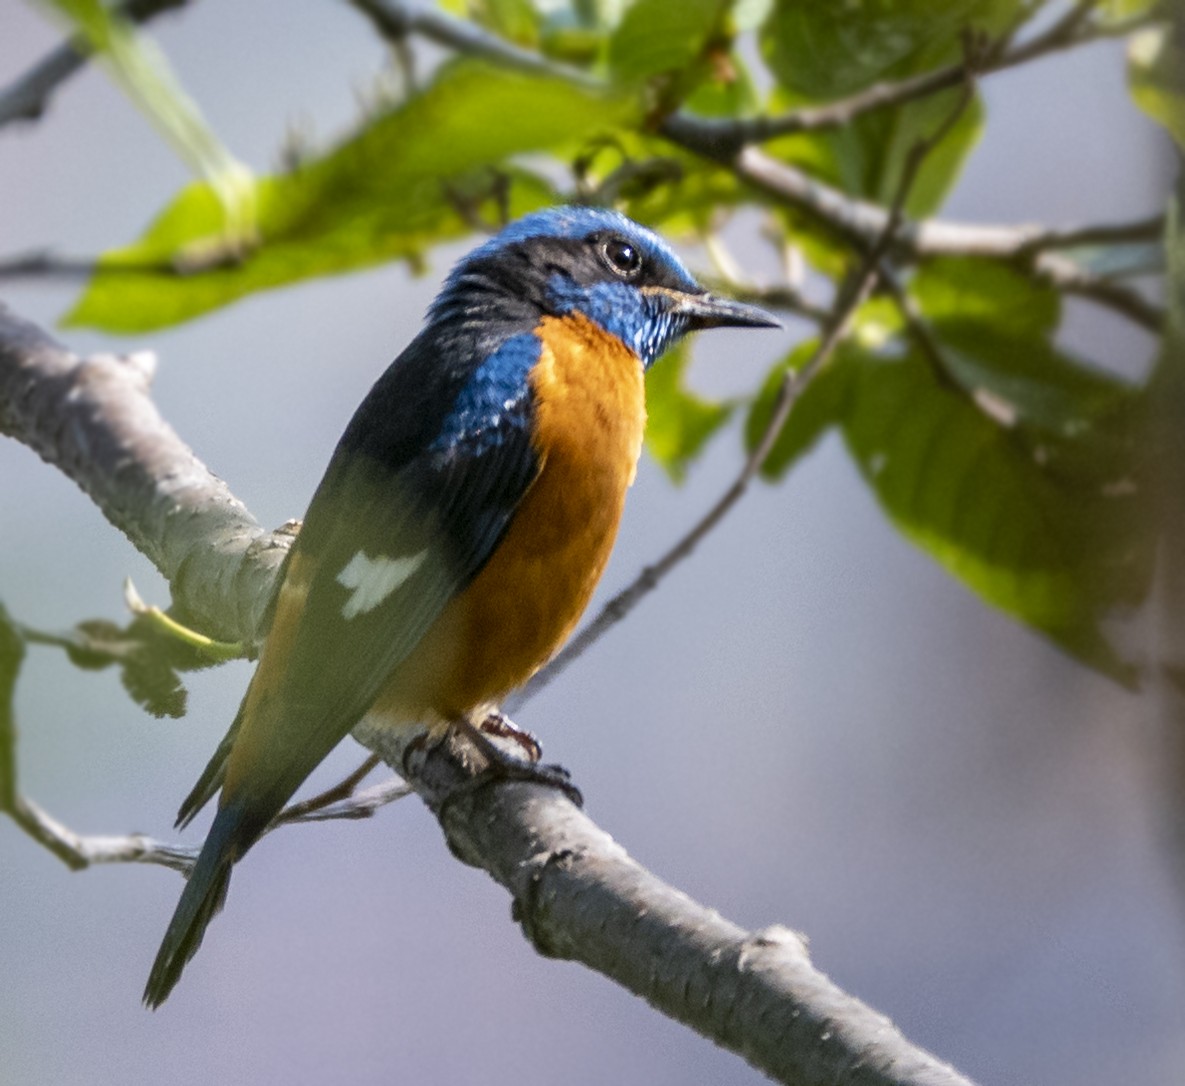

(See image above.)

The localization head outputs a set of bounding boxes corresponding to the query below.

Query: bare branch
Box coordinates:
[363,726,980,1086]
[1031,250,1164,332]
[0,298,981,1085]
[0,602,408,876]
[0,0,193,131]
[0,304,289,644]
[1012,213,1165,254]
[0,250,171,281]
[659,137,1167,330]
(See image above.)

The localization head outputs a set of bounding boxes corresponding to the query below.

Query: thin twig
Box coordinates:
[514,68,981,708]
[0,595,406,877]
[271,753,382,824]
[676,0,1147,153]
[0,251,103,280]
[1031,250,1164,332]
[1013,213,1165,255]
[346,0,597,85]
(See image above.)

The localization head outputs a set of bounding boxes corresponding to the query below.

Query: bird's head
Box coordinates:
[433,206,779,368]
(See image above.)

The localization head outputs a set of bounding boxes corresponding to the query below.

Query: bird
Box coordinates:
[143,205,778,1008]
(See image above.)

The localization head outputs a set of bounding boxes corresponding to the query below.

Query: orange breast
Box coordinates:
[377,312,646,721]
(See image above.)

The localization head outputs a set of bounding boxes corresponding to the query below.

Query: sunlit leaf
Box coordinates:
[66,61,637,332]
[609,0,732,83]
[463,0,541,44]
[38,0,255,246]
[1129,25,1185,150]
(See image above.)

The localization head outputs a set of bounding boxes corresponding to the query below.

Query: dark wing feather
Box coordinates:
[150,330,543,1007]
[177,329,543,835]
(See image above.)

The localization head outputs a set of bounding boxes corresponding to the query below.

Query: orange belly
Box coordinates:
[374,312,646,722]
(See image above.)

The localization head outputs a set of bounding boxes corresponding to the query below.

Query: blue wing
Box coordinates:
[176,329,544,832]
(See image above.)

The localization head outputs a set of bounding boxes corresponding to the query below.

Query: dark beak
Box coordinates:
[674,292,782,331]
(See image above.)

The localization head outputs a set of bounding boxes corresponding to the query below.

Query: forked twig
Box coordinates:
[515,63,982,707]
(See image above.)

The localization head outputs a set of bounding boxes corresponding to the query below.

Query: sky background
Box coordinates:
[1,3,1183,1085]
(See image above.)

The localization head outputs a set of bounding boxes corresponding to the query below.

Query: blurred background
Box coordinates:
[1,2,1182,1084]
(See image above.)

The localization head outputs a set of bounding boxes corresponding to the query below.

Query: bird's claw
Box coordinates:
[477,709,542,762]
[452,716,583,807]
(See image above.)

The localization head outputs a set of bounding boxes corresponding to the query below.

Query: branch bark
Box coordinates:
[0,303,288,643]
[0,302,980,1085]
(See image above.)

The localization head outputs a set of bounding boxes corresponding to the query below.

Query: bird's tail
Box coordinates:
[143,811,239,1009]
[175,706,243,829]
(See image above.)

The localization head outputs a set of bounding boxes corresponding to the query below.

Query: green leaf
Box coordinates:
[913,258,1133,434]
[38,0,255,246]
[821,86,985,218]
[66,61,638,332]
[609,0,732,83]
[913,256,1059,337]
[1129,25,1185,150]
[760,0,1020,100]
[645,342,736,481]
[840,346,1144,683]
[449,0,541,44]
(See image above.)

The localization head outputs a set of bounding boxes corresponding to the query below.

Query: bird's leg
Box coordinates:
[450,716,583,808]
[477,709,542,762]
[272,753,382,826]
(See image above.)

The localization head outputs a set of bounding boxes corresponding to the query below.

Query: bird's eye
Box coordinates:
[600,235,643,280]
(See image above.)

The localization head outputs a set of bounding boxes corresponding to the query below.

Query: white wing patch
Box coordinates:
[336,549,428,619]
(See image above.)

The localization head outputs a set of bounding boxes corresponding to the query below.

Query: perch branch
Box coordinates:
[0,298,980,1085]
[0,303,289,644]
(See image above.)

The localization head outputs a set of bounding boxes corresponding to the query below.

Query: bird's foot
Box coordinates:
[477,709,542,762]
[451,716,583,808]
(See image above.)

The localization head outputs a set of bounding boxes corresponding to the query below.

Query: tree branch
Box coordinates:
[516,57,978,707]
[0,603,409,876]
[0,304,289,643]
[4,0,1162,337]
[673,0,1151,152]
[370,724,980,1086]
[0,299,980,1084]
[658,135,1166,330]
[345,0,597,85]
